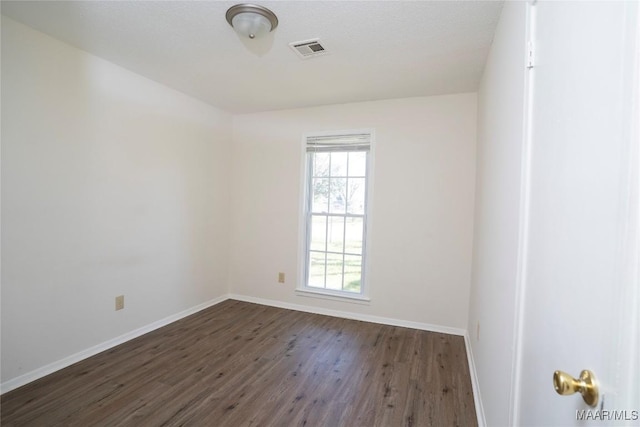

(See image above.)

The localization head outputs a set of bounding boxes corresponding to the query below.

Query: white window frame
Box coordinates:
[296,129,374,303]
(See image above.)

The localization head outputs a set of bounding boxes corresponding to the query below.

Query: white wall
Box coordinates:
[1,17,232,383]
[467,2,528,426]
[229,95,477,330]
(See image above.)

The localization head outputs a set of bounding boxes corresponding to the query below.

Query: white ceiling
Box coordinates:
[1,1,504,114]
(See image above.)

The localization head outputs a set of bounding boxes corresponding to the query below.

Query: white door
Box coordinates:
[515,1,639,426]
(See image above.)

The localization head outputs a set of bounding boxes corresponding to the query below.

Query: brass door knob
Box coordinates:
[553,370,599,407]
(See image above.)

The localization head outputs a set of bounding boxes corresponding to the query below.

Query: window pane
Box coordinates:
[330,152,348,177]
[305,137,371,297]
[348,152,367,177]
[310,215,327,251]
[312,178,329,213]
[329,178,346,214]
[327,216,345,253]
[343,255,362,293]
[313,153,330,177]
[346,178,366,215]
[308,252,326,288]
[345,217,363,255]
[325,253,343,290]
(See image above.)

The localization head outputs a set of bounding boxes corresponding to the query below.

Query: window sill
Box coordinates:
[295,288,371,305]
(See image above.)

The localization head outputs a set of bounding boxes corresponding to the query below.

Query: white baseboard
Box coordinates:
[228,293,466,337]
[0,294,229,395]
[464,332,486,427]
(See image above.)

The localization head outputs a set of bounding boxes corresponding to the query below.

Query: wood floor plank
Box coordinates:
[1,300,477,426]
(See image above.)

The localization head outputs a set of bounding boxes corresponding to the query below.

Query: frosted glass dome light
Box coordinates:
[226,4,279,39]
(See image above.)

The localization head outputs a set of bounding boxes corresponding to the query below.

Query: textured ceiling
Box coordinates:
[1,1,504,114]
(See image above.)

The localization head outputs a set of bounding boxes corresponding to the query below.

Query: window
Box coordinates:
[300,132,372,300]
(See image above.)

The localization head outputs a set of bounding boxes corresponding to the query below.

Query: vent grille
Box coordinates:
[289,39,329,59]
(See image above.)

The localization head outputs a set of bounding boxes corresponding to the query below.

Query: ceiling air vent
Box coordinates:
[289,39,329,59]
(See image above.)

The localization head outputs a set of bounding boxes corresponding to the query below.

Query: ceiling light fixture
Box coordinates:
[226,4,278,40]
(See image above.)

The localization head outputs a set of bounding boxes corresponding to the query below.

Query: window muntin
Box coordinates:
[303,133,371,297]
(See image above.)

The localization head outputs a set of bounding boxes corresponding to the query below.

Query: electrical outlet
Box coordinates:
[278,272,285,283]
[115,295,124,311]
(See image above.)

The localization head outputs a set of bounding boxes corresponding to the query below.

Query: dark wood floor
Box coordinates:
[1,300,477,427]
